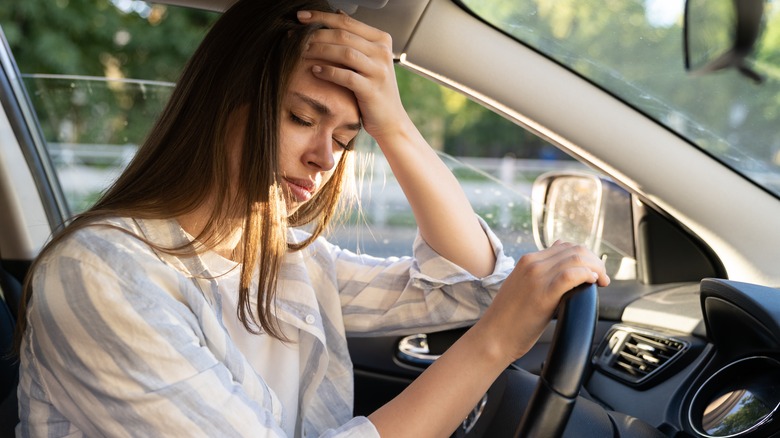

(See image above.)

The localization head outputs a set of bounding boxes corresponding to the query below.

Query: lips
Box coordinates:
[283,177,316,202]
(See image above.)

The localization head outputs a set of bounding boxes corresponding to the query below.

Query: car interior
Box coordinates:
[2,0,780,436]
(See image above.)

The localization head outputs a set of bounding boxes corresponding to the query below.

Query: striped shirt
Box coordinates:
[17,217,514,437]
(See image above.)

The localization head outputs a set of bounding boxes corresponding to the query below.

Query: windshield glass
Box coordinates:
[459,0,780,197]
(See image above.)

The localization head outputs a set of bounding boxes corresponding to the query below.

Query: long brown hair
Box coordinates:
[14,0,356,350]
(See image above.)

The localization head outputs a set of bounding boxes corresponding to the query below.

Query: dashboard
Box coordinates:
[587,279,780,438]
[349,277,780,437]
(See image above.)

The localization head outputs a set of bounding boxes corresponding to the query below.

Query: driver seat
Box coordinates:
[0,265,21,435]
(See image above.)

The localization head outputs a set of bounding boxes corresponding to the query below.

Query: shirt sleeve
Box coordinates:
[334,216,515,336]
[17,227,374,438]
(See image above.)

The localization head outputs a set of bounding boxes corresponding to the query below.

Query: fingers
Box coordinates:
[297,10,387,43]
[516,241,610,293]
[304,29,385,70]
[296,9,404,139]
[297,9,393,78]
[550,241,609,285]
[483,241,609,361]
[298,9,391,64]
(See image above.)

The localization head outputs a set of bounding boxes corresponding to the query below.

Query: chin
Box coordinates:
[285,201,302,215]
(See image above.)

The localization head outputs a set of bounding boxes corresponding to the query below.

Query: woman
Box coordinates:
[15,0,609,436]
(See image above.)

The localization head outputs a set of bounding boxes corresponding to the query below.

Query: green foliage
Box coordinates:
[396,67,565,158]
[1,0,562,160]
[463,0,780,168]
[1,0,217,81]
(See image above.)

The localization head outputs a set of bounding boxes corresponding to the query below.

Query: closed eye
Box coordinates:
[290,111,353,151]
[290,112,313,127]
[334,138,352,151]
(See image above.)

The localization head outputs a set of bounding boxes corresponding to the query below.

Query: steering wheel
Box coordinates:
[514,282,599,438]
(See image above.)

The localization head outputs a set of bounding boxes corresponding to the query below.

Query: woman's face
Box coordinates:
[278,60,361,212]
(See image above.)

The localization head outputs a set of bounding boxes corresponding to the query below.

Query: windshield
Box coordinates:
[460,0,780,197]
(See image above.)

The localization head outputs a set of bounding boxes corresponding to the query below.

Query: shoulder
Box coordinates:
[43,217,158,269]
[31,217,195,318]
[34,216,186,297]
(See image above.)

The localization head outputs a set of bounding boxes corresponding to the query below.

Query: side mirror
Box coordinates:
[531,172,636,279]
[683,0,765,82]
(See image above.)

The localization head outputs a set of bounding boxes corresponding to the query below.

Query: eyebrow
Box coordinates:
[292,92,362,131]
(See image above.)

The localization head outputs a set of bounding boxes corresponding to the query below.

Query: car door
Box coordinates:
[0,24,64,435]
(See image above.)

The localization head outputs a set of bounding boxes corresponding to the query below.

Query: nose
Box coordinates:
[305,132,336,172]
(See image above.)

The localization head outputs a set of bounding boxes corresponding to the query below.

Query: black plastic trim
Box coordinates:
[634,198,726,284]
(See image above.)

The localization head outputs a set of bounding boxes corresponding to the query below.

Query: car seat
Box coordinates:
[0,265,20,435]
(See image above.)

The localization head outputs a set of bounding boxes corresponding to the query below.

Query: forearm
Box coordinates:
[368,322,510,437]
[366,242,612,437]
[296,11,495,276]
[376,117,496,277]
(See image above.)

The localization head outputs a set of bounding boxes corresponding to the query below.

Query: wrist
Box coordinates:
[370,115,420,150]
[465,316,520,366]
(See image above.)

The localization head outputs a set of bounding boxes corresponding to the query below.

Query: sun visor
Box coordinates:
[330,0,389,14]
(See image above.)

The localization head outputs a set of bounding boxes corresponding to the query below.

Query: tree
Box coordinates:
[1,0,562,160]
[1,0,216,82]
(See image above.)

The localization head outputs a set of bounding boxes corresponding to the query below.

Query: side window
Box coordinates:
[2,3,634,277]
[1,3,217,213]
[328,68,591,263]
[22,76,173,212]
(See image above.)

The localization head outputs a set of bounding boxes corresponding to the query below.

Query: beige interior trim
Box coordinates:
[390,0,780,285]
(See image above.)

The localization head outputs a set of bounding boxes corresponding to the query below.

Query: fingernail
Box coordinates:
[297,10,312,20]
[312,65,322,73]
[592,272,599,280]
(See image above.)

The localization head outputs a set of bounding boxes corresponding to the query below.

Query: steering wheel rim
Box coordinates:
[514,282,599,438]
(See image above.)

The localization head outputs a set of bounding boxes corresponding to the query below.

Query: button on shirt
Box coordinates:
[199,248,301,436]
[17,216,514,437]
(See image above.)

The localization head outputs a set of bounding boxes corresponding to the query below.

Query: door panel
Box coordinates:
[348,320,617,416]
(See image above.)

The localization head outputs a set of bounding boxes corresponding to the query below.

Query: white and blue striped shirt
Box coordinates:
[17,217,514,437]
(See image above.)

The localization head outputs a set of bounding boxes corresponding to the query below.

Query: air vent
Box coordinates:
[596,326,688,386]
